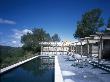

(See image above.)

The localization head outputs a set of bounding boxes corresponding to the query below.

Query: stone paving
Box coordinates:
[58,55,110,82]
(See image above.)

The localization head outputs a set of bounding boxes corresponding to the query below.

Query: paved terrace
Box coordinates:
[58,55,110,82]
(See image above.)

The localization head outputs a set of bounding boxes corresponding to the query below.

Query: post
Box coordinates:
[75,42,78,54]
[56,41,57,55]
[63,41,65,55]
[80,38,85,57]
[85,37,90,58]
[73,45,74,54]
[41,45,42,55]
[41,42,42,55]
[72,43,74,55]
[99,35,102,61]
[87,39,89,57]
[96,32,103,64]
[48,42,49,54]
[52,42,53,55]
[80,41,83,57]
[71,45,72,55]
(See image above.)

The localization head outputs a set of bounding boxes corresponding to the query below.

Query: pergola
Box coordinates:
[74,32,110,62]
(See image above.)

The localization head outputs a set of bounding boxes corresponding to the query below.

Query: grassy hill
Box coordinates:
[0,45,36,69]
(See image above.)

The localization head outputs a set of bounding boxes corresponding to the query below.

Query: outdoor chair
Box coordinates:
[65,55,76,61]
[90,61,110,72]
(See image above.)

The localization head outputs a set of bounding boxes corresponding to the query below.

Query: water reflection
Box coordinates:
[1,56,54,82]
[21,56,54,76]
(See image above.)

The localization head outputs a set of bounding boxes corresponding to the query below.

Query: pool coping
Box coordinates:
[0,55,39,74]
[55,56,63,82]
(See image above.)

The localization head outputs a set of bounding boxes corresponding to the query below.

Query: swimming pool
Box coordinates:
[0,56,54,82]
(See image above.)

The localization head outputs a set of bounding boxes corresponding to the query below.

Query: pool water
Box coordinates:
[0,56,54,82]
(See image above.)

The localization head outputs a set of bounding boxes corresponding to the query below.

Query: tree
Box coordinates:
[74,8,104,38]
[104,17,110,33]
[52,34,61,42]
[21,32,34,52]
[21,28,47,53]
[21,28,58,53]
[45,33,52,42]
[107,17,110,28]
[32,28,47,42]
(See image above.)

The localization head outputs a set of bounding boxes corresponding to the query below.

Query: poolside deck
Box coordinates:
[58,55,110,82]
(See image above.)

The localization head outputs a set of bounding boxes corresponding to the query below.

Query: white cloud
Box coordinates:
[12,41,17,44]
[22,29,33,34]
[0,18,16,24]
[11,29,33,47]
[12,29,33,39]
[0,28,32,47]
[12,29,23,39]
[11,40,23,47]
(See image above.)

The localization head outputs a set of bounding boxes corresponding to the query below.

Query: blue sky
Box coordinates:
[0,0,110,47]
